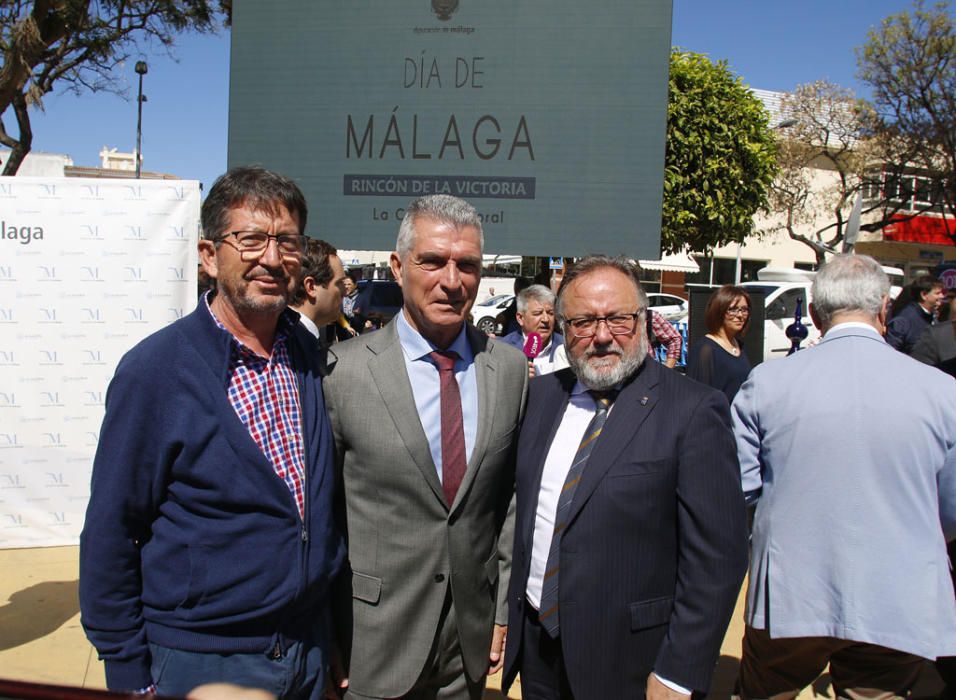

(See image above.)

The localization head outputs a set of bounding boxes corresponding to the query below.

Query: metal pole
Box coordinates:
[734,242,743,284]
[135,61,148,179]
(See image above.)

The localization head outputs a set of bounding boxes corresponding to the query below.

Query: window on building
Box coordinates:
[686,257,768,285]
[636,267,662,294]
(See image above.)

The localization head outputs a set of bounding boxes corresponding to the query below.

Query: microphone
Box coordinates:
[523,332,542,360]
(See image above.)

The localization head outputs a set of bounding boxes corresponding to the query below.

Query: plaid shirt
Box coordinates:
[205,294,307,519]
[648,309,683,362]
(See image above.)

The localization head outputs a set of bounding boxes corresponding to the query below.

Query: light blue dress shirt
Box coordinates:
[395,311,478,481]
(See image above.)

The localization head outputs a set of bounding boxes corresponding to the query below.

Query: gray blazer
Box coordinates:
[732,324,956,659]
[324,319,528,697]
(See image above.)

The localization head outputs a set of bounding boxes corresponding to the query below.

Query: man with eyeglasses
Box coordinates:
[80,166,345,699]
[502,255,748,700]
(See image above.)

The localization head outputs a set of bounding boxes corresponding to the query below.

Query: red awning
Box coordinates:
[883,215,956,246]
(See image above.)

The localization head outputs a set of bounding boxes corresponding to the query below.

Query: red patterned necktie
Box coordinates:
[429,350,467,506]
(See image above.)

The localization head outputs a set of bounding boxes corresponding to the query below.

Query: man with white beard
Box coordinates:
[501,255,748,700]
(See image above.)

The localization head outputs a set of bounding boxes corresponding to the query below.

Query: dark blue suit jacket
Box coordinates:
[503,359,748,698]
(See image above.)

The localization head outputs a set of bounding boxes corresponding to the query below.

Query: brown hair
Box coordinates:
[201,165,308,241]
[705,285,752,335]
[290,238,338,306]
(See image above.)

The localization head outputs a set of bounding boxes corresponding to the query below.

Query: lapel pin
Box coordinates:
[640,396,649,406]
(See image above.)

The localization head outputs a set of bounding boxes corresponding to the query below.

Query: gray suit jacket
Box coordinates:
[324,319,528,697]
[733,324,956,659]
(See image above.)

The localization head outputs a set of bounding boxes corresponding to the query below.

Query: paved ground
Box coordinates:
[0,546,944,698]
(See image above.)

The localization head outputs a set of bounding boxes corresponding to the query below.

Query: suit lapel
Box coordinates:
[565,359,660,527]
[366,322,446,504]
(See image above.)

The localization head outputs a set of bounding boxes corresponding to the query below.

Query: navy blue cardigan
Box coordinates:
[79,304,345,691]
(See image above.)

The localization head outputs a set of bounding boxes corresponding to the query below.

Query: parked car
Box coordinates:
[472,294,514,334]
[647,292,688,320]
[740,279,815,360]
[352,279,403,331]
[741,265,903,360]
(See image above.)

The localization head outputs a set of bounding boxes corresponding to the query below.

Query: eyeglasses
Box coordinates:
[726,307,751,318]
[562,311,644,338]
[219,230,306,257]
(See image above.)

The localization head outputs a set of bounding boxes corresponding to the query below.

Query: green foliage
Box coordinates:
[662,50,778,254]
[0,1,230,175]
[857,0,956,227]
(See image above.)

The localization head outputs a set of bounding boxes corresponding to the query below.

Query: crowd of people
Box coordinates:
[77,165,956,700]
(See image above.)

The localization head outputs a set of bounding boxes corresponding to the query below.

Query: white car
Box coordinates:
[647,293,688,321]
[472,294,514,334]
[740,280,816,360]
[740,265,903,361]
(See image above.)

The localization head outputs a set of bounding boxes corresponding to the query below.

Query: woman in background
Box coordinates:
[687,285,753,403]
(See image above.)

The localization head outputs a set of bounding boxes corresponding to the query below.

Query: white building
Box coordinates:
[691,88,956,286]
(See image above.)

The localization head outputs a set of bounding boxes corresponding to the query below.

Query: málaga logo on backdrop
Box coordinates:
[431,0,459,20]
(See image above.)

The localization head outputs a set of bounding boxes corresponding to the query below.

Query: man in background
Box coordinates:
[886,274,944,354]
[289,237,348,341]
[499,284,569,376]
[732,254,956,699]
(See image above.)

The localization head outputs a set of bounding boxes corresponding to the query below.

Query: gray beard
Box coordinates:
[217,275,290,316]
[567,336,647,391]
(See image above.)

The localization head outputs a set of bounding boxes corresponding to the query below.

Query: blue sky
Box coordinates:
[15,0,933,193]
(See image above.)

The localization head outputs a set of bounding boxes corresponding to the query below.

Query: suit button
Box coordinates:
[434,573,445,583]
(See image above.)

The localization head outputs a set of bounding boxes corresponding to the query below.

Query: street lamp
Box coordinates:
[135,61,148,179]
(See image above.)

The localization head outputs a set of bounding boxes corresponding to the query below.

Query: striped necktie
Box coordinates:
[538,390,616,638]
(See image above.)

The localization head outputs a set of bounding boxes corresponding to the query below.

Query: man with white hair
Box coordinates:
[503,255,748,700]
[499,284,569,376]
[732,254,956,699]
[323,194,528,699]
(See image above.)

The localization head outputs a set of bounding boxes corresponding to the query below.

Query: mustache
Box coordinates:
[247,268,289,282]
[585,344,621,358]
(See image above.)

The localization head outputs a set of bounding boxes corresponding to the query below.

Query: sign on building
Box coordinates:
[228,1,672,258]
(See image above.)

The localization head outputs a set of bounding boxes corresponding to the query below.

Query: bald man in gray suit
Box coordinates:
[324,195,527,699]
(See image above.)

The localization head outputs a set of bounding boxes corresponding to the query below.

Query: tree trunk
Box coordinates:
[2,142,29,175]
[1,94,32,175]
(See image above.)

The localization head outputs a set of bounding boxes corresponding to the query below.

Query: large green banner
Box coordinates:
[229,1,672,257]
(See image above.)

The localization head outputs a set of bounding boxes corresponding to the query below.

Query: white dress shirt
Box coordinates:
[297,313,320,338]
[529,336,570,376]
[527,382,601,608]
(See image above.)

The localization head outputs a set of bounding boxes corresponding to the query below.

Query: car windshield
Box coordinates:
[742,284,780,297]
[477,294,510,306]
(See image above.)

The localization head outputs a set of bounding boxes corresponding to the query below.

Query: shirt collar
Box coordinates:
[396,309,473,363]
[826,321,884,337]
[297,312,320,338]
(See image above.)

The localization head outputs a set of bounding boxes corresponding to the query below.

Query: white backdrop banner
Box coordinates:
[0,177,200,548]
